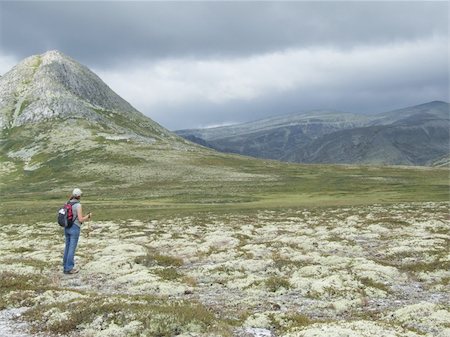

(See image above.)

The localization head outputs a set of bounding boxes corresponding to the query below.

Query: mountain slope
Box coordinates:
[0,51,171,139]
[176,110,370,160]
[176,110,370,141]
[289,103,449,165]
[0,51,274,198]
[370,101,449,126]
[176,102,449,166]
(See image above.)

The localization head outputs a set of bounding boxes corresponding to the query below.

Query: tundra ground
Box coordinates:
[1,202,448,336]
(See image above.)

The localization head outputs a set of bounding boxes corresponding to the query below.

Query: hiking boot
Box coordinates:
[64,268,79,274]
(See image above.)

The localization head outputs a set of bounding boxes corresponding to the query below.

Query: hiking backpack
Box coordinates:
[57,201,78,228]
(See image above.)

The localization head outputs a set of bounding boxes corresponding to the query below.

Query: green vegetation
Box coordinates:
[135,248,184,268]
[23,294,223,336]
[1,149,448,224]
[399,260,450,273]
[153,267,183,281]
[268,312,312,333]
[1,119,448,224]
[92,108,167,139]
[0,271,51,309]
[265,276,291,292]
[358,277,390,293]
[272,252,307,271]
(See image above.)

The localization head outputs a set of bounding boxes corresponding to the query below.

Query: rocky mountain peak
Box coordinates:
[0,50,164,136]
[40,49,68,62]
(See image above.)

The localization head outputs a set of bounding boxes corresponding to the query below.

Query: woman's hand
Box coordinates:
[77,205,92,222]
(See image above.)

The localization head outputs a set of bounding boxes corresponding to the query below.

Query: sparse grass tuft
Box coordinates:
[0,271,50,309]
[399,260,450,273]
[153,253,184,267]
[268,312,312,333]
[135,248,184,267]
[359,277,390,293]
[266,276,291,292]
[10,247,34,253]
[154,267,183,281]
[272,252,306,271]
[288,313,311,327]
[0,272,48,292]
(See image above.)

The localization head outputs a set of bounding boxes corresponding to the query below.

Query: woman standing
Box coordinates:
[63,188,92,274]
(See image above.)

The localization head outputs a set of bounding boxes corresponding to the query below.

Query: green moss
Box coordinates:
[153,253,184,267]
[0,272,47,292]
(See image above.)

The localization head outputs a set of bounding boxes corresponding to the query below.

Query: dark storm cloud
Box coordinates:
[1,1,448,66]
[160,75,449,131]
[93,36,448,129]
[0,1,448,130]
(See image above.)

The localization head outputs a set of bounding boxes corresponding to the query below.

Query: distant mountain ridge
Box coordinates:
[176,101,450,166]
[177,110,370,141]
[369,101,449,126]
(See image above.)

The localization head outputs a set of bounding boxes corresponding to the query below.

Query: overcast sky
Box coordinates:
[0,1,448,130]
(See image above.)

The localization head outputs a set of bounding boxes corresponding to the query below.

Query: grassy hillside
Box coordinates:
[1,120,448,223]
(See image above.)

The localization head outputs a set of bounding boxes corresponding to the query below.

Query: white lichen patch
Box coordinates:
[7,145,40,162]
[283,320,425,337]
[35,290,86,305]
[0,263,38,275]
[80,320,144,337]
[0,161,16,175]
[386,302,450,334]
[42,307,71,329]
[1,202,449,336]
[244,313,272,329]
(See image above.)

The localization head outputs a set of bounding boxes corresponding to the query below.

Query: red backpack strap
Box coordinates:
[67,200,79,221]
[65,202,73,220]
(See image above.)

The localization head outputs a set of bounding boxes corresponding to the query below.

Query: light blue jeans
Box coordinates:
[63,224,80,272]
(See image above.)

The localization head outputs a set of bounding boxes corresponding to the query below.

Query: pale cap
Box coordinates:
[72,188,82,197]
